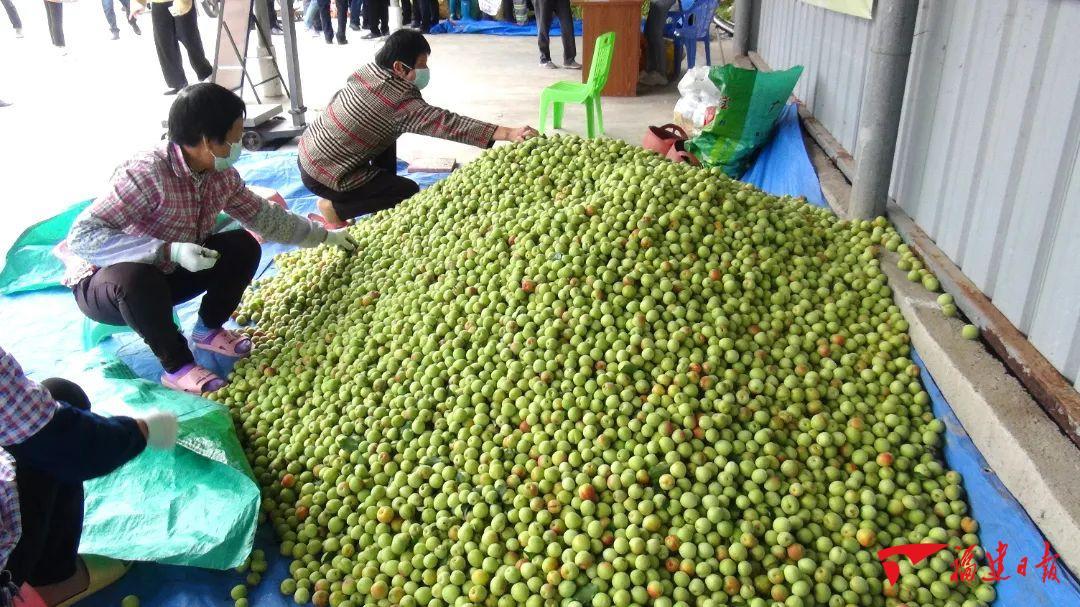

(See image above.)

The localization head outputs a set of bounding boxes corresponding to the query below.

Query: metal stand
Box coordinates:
[210,0,308,150]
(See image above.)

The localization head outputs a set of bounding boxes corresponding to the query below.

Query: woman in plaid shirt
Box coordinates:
[0,346,177,607]
[299,30,538,228]
[61,84,358,396]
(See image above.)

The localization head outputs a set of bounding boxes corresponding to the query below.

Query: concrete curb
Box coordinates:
[880,252,1080,572]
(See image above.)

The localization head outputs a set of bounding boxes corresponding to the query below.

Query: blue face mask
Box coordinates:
[212,141,243,171]
[412,68,431,90]
[401,63,431,90]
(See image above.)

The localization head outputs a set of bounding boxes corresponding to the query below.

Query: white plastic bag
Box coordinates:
[673,66,720,136]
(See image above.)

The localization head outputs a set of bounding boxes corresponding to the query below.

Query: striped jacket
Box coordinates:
[299,63,498,192]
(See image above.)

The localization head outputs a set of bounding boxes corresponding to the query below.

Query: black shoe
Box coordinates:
[164,87,183,95]
[324,36,333,44]
[128,16,142,35]
[349,23,361,30]
[336,35,348,44]
[360,31,380,39]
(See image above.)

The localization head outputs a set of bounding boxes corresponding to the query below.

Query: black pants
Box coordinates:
[399,0,410,24]
[299,145,419,222]
[362,0,386,34]
[71,230,261,373]
[43,1,63,47]
[317,0,347,41]
[151,2,213,89]
[5,380,145,587]
[2,0,21,30]
[414,0,434,30]
[535,0,574,63]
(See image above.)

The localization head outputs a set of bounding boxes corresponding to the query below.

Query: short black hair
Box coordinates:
[375,30,431,71]
[167,83,247,146]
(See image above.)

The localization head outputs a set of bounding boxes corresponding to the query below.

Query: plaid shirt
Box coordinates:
[61,142,324,286]
[299,63,498,192]
[0,347,59,572]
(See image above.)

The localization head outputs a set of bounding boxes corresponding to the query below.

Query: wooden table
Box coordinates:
[572,0,641,97]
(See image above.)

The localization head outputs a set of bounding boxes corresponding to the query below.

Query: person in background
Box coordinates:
[315,0,348,44]
[348,0,364,31]
[2,0,21,38]
[60,84,357,396]
[42,0,65,54]
[130,0,213,95]
[360,0,386,39]
[411,0,435,32]
[265,0,283,34]
[298,30,538,227]
[0,346,178,607]
[303,0,322,34]
[102,0,141,40]
[640,0,675,86]
[534,0,578,69]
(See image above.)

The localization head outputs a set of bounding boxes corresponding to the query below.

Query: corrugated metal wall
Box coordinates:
[891,0,1080,388]
[753,0,871,153]
[755,0,1080,387]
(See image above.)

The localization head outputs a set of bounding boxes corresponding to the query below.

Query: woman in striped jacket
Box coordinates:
[298,29,538,228]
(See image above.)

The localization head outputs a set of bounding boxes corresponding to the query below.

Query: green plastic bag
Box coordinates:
[687,64,803,177]
[0,201,91,295]
[74,357,260,569]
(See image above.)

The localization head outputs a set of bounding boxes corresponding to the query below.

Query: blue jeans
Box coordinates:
[304,0,320,28]
[349,0,363,26]
[102,0,131,33]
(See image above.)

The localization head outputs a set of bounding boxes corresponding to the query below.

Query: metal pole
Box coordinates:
[732,0,752,56]
[252,0,284,98]
[280,0,307,127]
[848,0,919,219]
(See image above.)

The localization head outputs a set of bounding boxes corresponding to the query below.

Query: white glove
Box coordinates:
[140,410,179,450]
[324,229,358,253]
[169,242,220,272]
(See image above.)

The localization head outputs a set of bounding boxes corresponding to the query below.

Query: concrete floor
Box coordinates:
[0,10,730,255]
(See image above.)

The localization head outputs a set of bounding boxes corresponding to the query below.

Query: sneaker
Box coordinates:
[14,28,23,38]
[109,29,120,40]
[164,86,183,95]
[563,60,582,69]
[360,31,380,39]
[128,16,141,35]
[271,25,284,35]
[350,23,361,30]
[541,59,558,69]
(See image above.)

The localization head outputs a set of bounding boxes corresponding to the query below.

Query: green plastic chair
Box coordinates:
[82,311,182,351]
[539,32,616,138]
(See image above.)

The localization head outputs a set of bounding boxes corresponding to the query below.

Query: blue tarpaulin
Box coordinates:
[0,127,1077,606]
[430,18,582,36]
